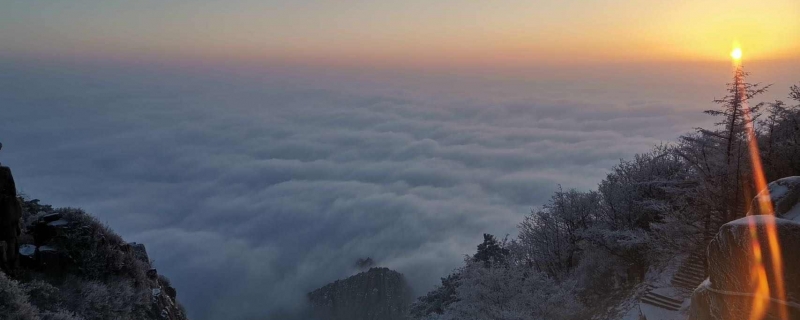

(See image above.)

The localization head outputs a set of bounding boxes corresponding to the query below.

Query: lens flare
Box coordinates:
[737,53,789,320]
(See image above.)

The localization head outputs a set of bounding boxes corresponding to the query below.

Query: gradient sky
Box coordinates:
[2,0,799,68]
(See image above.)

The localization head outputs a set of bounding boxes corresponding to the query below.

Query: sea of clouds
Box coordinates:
[1,60,793,319]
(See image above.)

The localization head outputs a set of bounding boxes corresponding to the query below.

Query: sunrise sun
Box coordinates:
[731,47,743,60]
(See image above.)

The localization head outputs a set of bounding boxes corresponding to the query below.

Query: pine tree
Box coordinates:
[677,66,770,243]
[473,234,509,267]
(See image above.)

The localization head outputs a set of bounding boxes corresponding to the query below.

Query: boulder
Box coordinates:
[689,216,800,319]
[749,176,800,220]
[46,219,69,227]
[39,213,63,224]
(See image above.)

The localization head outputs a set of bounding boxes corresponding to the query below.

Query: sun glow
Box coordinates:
[731,47,743,60]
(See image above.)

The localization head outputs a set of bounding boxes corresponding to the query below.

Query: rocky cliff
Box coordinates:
[0,198,188,320]
[307,267,413,320]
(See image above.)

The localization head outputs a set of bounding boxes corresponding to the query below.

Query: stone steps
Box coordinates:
[672,275,704,289]
[640,289,683,311]
[681,266,705,278]
[672,253,707,290]
[641,249,709,313]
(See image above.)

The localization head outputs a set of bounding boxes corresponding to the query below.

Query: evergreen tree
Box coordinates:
[677,66,770,240]
[473,234,509,267]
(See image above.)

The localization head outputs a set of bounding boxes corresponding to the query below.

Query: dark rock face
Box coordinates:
[129,242,151,266]
[37,245,68,273]
[0,165,22,273]
[308,267,414,320]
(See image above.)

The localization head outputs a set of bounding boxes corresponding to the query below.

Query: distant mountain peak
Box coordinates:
[308,267,413,320]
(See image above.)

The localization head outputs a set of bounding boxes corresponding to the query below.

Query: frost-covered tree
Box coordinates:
[411,234,581,320]
[675,66,770,239]
[410,234,509,319]
[761,84,800,180]
[599,145,689,231]
[517,189,601,279]
[595,146,700,264]
[440,258,581,320]
[409,273,461,319]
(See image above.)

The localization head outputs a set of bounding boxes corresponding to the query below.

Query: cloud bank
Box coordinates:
[0,61,722,319]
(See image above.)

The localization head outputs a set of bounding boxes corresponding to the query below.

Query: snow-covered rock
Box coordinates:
[749,176,800,221]
[18,244,35,257]
[46,219,69,227]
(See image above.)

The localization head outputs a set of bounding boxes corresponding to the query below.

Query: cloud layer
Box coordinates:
[0,61,721,319]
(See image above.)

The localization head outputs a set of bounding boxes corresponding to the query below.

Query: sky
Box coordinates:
[1,1,799,320]
[2,0,799,67]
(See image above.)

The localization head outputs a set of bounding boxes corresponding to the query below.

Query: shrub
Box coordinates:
[0,272,39,320]
[52,209,149,285]
[22,280,61,313]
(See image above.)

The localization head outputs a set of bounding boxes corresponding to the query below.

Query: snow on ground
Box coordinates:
[645,252,686,287]
[618,302,643,320]
[639,304,676,320]
[616,253,691,320]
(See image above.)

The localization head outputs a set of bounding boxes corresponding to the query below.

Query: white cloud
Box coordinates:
[0,62,723,319]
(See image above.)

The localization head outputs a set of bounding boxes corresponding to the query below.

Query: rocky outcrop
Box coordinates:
[688,177,800,320]
[308,267,413,320]
[0,163,22,273]
[5,198,189,320]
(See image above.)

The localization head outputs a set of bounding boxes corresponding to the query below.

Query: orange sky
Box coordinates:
[1,0,798,68]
